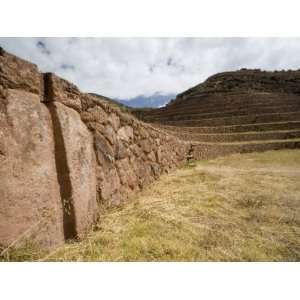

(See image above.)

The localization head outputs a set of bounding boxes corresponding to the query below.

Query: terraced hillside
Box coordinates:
[133,69,300,159]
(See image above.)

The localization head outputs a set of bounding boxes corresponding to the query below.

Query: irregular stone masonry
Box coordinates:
[0,48,190,250]
[78,91,190,206]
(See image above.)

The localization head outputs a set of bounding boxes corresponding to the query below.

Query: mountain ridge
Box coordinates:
[116,92,176,108]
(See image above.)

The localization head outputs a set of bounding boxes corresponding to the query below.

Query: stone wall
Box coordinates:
[0,48,190,250]
[45,73,190,206]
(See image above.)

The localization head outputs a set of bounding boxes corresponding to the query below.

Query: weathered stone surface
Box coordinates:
[100,168,121,204]
[116,140,129,159]
[0,90,64,249]
[139,126,150,139]
[94,132,115,167]
[108,112,120,131]
[84,121,105,133]
[103,124,116,145]
[0,48,41,95]
[0,89,97,248]
[117,125,134,142]
[80,93,99,111]
[116,158,137,189]
[151,163,161,179]
[148,151,156,162]
[140,139,152,153]
[81,105,108,124]
[43,73,82,112]
[130,144,144,157]
[156,147,163,163]
[52,102,97,239]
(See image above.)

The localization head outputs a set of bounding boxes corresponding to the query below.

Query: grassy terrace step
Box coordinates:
[172,91,284,101]
[144,99,300,118]
[192,138,300,160]
[146,102,300,116]
[157,121,300,134]
[166,129,300,143]
[156,93,300,112]
[193,137,300,145]
[160,111,300,127]
[144,96,300,115]
[143,104,300,121]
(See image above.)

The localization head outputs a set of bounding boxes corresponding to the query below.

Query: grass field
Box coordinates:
[3,149,300,261]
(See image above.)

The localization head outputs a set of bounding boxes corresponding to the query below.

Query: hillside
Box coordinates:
[3,149,300,261]
[134,69,300,159]
[170,68,300,105]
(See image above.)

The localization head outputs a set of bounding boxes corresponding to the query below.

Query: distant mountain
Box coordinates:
[116,93,176,108]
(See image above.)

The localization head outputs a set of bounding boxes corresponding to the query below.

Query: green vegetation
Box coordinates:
[3,149,300,261]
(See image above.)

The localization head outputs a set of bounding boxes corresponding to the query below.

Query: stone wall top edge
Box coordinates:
[0,47,41,95]
[0,47,188,144]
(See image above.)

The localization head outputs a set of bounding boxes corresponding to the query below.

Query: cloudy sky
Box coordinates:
[1,38,300,99]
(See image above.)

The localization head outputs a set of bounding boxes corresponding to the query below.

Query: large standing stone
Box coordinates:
[51,102,97,239]
[0,90,97,248]
[0,89,64,249]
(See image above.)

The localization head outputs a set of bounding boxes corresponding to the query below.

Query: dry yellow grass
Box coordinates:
[3,149,300,261]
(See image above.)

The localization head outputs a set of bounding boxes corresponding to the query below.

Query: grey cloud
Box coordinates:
[60,64,75,71]
[1,37,300,98]
[36,40,51,55]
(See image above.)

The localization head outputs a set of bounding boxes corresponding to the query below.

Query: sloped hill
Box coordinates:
[133,69,300,159]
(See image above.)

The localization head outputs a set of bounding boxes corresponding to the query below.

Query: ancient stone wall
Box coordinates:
[0,48,190,250]
[44,73,190,206]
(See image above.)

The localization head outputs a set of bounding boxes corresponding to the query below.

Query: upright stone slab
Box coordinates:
[0,48,98,249]
[0,89,65,249]
[50,102,97,239]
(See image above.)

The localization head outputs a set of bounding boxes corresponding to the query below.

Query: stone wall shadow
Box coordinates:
[43,72,77,240]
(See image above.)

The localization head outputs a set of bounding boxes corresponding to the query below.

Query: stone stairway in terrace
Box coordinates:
[132,70,300,160]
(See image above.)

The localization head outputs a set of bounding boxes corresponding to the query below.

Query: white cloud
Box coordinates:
[1,37,300,99]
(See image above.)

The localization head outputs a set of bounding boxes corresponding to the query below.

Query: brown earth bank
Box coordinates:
[1,47,300,254]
